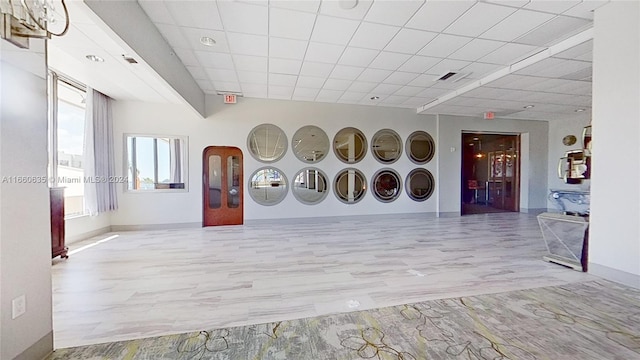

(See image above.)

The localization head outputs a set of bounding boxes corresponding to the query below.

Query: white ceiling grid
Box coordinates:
[132,0,606,121]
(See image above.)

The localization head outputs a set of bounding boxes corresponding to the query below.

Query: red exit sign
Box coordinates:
[223,94,237,104]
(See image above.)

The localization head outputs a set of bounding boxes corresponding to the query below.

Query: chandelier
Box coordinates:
[1,0,69,49]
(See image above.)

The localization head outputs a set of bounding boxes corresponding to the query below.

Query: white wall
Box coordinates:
[589,1,640,287]
[0,41,53,359]
[436,114,549,214]
[110,97,440,225]
[65,213,111,244]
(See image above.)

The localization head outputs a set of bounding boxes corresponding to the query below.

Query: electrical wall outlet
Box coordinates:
[12,295,26,319]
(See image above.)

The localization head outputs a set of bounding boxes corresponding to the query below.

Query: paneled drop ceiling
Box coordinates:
[50,1,609,121]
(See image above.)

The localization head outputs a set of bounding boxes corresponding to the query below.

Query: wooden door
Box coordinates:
[203,146,243,226]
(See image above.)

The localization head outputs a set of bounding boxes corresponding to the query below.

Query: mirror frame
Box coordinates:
[291,125,330,164]
[405,130,435,165]
[247,123,288,163]
[405,168,435,202]
[371,168,402,203]
[247,166,288,206]
[371,129,402,164]
[333,127,368,164]
[333,168,367,204]
[291,167,330,205]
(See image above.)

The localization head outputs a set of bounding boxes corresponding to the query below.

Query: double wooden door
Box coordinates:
[203,146,243,226]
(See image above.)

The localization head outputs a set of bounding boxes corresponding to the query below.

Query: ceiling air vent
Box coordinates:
[122,55,138,64]
[436,71,471,83]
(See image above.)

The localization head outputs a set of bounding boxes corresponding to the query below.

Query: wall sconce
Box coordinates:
[1,0,69,49]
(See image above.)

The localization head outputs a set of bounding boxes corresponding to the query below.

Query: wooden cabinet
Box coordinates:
[51,187,68,259]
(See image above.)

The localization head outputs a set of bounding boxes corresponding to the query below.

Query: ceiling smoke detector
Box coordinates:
[339,0,358,9]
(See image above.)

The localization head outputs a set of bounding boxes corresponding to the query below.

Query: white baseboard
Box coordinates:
[66,226,111,245]
[588,263,640,289]
[111,222,201,231]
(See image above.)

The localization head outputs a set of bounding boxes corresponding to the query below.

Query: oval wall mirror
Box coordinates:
[292,125,330,163]
[372,169,402,203]
[247,167,288,206]
[333,127,367,164]
[372,129,402,164]
[406,131,435,164]
[292,167,329,205]
[405,168,434,202]
[333,168,366,204]
[247,124,287,163]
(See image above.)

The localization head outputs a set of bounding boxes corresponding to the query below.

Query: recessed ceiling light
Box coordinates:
[370,96,379,100]
[85,55,104,62]
[575,109,586,112]
[523,105,535,109]
[200,36,217,46]
[339,0,358,10]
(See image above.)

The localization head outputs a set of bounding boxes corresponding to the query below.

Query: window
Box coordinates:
[126,135,188,191]
[49,72,87,217]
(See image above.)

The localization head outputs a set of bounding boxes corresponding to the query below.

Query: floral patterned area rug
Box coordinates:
[48,280,640,360]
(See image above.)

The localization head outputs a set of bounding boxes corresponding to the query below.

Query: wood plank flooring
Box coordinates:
[52,213,595,349]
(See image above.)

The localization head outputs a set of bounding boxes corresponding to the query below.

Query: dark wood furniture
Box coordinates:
[51,187,68,259]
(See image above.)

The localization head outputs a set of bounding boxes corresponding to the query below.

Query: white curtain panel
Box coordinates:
[84,88,118,214]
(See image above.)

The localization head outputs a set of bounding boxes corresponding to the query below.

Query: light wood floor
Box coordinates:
[52,213,594,349]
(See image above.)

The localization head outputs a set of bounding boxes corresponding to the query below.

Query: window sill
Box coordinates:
[64,213,89,221]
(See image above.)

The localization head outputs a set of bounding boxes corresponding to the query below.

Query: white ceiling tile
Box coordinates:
[155,24,187,48]
[562,1,608,19]
[371,83,403,95]
[227,32,268,56]
[462,62,504,79]
[384,28,438,54]
[552,40,592,61]
[233,55,268,72]
[548,79,591,95]
[339,92,367,102]
[486,74,548,90]
[365,0,425,26]
[305,42,345,64]
[293,87,320,99]
[515,16,591,46]
[408,74,437,87]
[270,0,321,13]
[237,71,268,85]
[173,48,200,67]
[382,95,412,105]
[398,55,441,73]
[323,79,352,91]
[311,15,360,46]
[515,58,590,78]
[330,65,365,80]
[426,59,473,76]
[300,61,335,77]
[416,87,449,99]
[164,1,223,30]
[349,22,401,50]
[418,34,472,58]
[357,68,393,82]
[187,66,207,80]
[320,0,374,20]
[444,2,517,37]
[179,27,229,53]
[217,1,267,35]
[268,85,294,99]
[449,39,505,62]
[479,43,541,65]
[348,81,378,93]
[524,0,580,14]
[339,47,379,67]
[316,89,344,102]
[480,9,555,42]
[483,0,530,8]
[383,71,420,85]
[196,79,215,92]
[270,7,316,40]
[405,1,475,32]
[206,68,238,83]
[269,58,302,75]
[269,37,308,60]
[269,73,298,87]
[430,77,474,90]
[394,86,424,96]
[214,81,242,92]
[403,96,431,106]
[195,51,234,69]
[138,1,175,25]
[369,52,412,71]
[297,76,326,89]
[241,84,268,97]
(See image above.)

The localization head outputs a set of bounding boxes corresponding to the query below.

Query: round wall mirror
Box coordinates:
[333,168,366,204]
[372,129,402,164]
[248,167,288,206]
[292,125,330,163]
[405,168,434,202]
[406,131,435,164]
[292,167,329,205]
[333,127,367,164]
[372,169,402,203]
[247,124,287,163]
